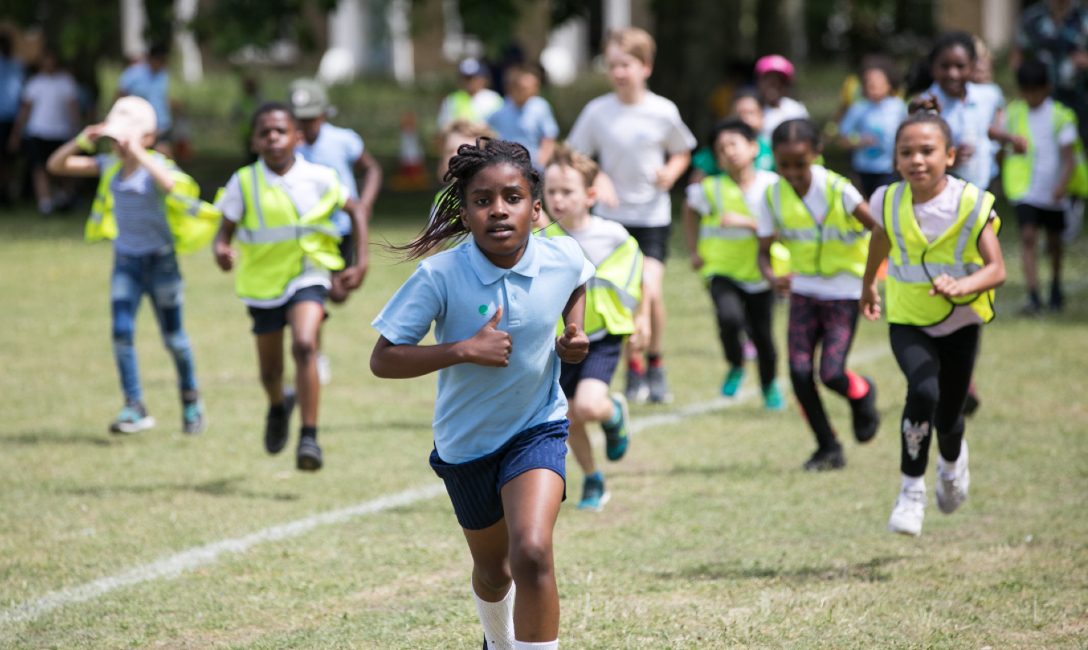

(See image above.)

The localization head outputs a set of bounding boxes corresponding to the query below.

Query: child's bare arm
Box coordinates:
[1054,143,1075,203]
[214,219,238,271]
[46,124,107,177]
[655,151,692,190]
[682,201,703,270]
[556,284,589,363]
[127,141,176,192]
[860,225,891,321]
[930,221,1006,298]
[370,306,513,378]
[851,200,878,231]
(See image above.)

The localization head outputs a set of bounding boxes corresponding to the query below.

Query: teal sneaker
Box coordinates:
[721,366,747,397]
[763,381,787,411]
[602,393,630,461]
[577,473,611,511]
[109,400,156,434]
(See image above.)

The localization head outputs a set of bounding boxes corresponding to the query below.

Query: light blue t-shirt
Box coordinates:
[96,154,173,256]
[118,62,171,131]
[839,96,907,174]
[295,123,364,236]
[926,82,1004,189]
[0,54,24,121]
[487,96,559,166]
[373,234,595,463]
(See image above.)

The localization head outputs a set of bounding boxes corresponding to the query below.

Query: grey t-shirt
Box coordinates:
[553,216,631,267]
[97,154,172,256]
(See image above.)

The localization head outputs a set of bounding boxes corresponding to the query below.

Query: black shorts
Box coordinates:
[624,224,671,262]
[1015,203,1065,233]
[247,285,328,335]
[429,419,568,530]
[559,334,624,398]
[0,122,13,162]
[857,172,900,201]
[337,233,355,268]
[26,137,65,168]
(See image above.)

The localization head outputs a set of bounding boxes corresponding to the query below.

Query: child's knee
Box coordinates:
[789,363,813,383]
[291,336,317,362]
[162,329,190,355]
[259,365,283,388]
[473,562,513,593]
[818,365,847,390]
[717,311,745,332]
[509,532,554,584]
[905,378,939,414]
[112,314,135,344]
[570,397,609,424]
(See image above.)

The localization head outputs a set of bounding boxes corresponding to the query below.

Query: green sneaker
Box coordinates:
[763,381,786,411]
[577,473,611,511]
[602,393,629,461]
[721,366,747,397]
[109,400,156,434]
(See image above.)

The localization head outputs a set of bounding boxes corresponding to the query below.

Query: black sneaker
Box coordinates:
[849,376,879,443]
[1049,283,1064,312]
[803,446,845,472]
[264,388,296,454]
[1020,292,1042,316]
[297,436,323,471]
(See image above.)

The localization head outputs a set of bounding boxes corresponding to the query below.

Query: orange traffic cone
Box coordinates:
[389,111,430,192]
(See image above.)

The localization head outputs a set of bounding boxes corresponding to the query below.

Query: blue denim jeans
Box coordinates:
[111,248,197,402]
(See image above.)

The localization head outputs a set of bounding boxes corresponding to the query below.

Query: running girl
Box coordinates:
[542,143,647,511]
[861,107,1006,537]
[370,138,593,650]
[758,118,881,471]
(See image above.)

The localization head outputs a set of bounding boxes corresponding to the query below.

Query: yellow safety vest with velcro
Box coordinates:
[882,181,1001,326]
[767,170,869,278]
[85,151,220,254]
[697,174,763,285]
[1002,98,1088,201]
[448,90,477,122]
[233,163,346,301]
[543,221,643,341]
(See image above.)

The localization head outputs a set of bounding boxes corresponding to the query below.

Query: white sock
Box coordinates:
[473,580,515,650]
[937,439,967,481]
[901,474,925,493]
[513,641,558,650]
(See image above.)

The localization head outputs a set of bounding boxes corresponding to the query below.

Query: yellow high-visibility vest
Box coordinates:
[232,163,345,302]
[1002,98,1088,201]
[882,181,1000,326]
[696,174,763,285]
[543,221,643,340]
[85,151,220,254]
[766,169,870,278]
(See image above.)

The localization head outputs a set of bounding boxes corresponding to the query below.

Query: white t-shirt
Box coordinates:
[216,156,348,308]
[686,170,779,292]
[568,92,696,227]
[761,97,809,140]
[553,216,631,268]
[758,165,866,300]
[21,72,79,140]
[871,176,997,336]
[1003,98,1079,210]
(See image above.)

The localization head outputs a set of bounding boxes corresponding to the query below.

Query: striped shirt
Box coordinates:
[96,154,173,256]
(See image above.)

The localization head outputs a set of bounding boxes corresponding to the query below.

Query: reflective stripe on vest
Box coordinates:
[883,181,999,325]
[696,175,763,284]
[768,171,869,278]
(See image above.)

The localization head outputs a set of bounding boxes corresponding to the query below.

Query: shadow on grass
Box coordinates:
[620,462,786,480]
[58,475,301,502]
[1,431,122,447]
[658,555,905,585]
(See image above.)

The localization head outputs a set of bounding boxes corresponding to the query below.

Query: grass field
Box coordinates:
[1,196,1087,649]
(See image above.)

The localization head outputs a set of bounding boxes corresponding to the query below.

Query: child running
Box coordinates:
[683,118,784,408]
[370,138,593,650]
[567,26,696,404]
[542,143,646,511]
[213,102,367,471]
[46,96,213,434]
[838,59,907,199]
[861,106,1006,536]
[759,118,881,471]
[1001,58,1086,314]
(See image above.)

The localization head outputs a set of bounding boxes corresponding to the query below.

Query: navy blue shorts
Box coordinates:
[247,285,328,335]
[559,334,624,398]
[430,419,569,530]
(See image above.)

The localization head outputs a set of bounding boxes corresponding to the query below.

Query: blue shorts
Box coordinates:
[559,334,624,398]
[430,419,569,530]
[247,285,328,335]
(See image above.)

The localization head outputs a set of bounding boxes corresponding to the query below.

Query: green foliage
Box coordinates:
[453,0,538,59]
[192,0,339,57]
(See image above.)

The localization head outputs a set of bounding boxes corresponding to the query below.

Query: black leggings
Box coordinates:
[708,276,777,387]
[890,324,980,477]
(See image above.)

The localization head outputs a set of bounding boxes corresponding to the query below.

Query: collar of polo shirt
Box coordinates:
[467,232,541,284]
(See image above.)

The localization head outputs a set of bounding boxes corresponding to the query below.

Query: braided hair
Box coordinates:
[896,96,954,151]
[395,138,543,260]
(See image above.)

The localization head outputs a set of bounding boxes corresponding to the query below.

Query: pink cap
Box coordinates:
[754,55,795,82]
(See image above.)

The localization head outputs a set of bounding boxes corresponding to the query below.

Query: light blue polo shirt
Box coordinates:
[487,96,559,166]
[118,62,171,131]
[295,122,365,236]
[839,96,907,174]
[373,234,595,463]
[926,82,1004,189]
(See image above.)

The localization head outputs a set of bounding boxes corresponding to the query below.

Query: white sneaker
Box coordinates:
[887,487,926,536]
[317,352,331,385]
[936,440,970,514]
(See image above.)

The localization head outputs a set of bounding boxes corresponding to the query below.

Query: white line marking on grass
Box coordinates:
[2,347,895,628]
[0,483,447,628]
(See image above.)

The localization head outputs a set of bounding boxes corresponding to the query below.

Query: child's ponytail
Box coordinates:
[895,96,954,151]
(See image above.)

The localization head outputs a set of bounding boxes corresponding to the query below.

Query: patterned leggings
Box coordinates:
[787,293,859,449]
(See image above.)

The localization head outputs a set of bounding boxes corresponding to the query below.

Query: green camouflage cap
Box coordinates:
[288,78,329,119]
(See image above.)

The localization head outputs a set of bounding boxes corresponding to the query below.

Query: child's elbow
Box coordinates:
[369,352,389,378]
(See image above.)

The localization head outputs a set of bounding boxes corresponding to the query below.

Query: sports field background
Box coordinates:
[1,197,1087,648]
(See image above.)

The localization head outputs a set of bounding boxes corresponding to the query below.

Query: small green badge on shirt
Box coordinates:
[479,305,488,314]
